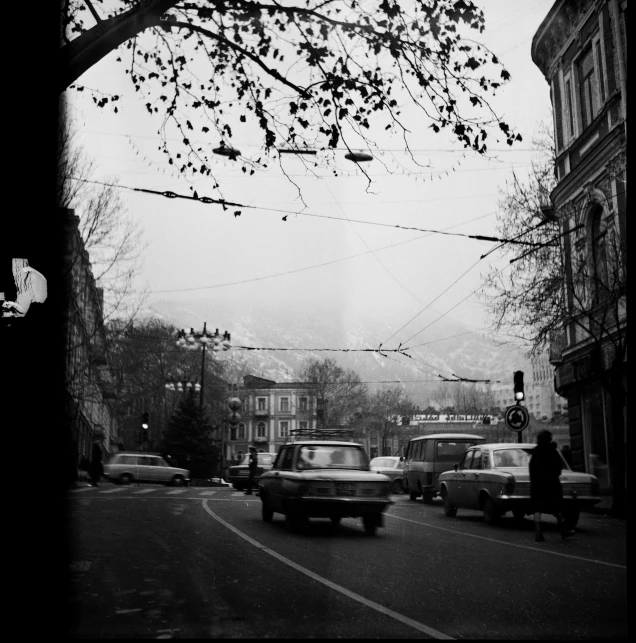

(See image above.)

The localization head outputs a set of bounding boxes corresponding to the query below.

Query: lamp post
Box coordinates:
[174,323,231,407]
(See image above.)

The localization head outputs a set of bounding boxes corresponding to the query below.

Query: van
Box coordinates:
[403,433,485,503]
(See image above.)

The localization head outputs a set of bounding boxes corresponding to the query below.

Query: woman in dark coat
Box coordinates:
[529,430,574,542]
[90,440,104,488]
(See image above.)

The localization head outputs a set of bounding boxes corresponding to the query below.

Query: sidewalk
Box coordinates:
[581,494,617,517]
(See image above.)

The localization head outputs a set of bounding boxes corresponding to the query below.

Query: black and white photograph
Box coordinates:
[7,0,626,638]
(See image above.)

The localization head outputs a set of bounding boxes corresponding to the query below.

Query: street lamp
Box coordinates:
[174,322,231,407]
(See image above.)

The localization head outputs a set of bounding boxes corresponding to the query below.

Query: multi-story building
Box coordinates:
[62,208,120,463]
[225,375,319,462]
[531,0,626,496]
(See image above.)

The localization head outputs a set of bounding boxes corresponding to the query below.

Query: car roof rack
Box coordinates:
[288,428,357,441]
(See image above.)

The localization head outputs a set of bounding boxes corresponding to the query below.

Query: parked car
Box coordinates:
[438,443,601,527]
[403,433,485,503]
[369,456,405,494]
[227,452,277,490]
[259,441,393,535]
[103,452,190,486]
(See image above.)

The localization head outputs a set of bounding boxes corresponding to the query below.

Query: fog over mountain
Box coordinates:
[142,295,528,406]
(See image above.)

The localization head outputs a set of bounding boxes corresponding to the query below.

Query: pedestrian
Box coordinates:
[244,446,258,495]
[89,439,104,488]
[529,430,574,542]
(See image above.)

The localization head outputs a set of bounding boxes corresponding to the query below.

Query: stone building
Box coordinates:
[225,375,319,462]
[531,0,626,496]
[63,209,120,463]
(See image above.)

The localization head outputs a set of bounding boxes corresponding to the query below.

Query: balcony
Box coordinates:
[549,330,568,366]
[254,409,269,417]
[253,436,268,443]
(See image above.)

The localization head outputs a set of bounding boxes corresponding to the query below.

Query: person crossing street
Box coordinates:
[244,446,258,495]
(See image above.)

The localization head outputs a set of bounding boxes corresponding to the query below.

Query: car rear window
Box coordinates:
[297,445,368,470]
[371,458,396,468]
[436,441,476,462]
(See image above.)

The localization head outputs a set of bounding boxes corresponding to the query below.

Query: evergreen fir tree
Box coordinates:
[160,392,218,479]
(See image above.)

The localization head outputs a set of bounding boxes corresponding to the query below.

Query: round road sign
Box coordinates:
[504,405,530,432]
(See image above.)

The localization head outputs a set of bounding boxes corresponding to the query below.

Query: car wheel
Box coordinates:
[562,507,580,529]
[261,495,274,523]
[483,497,501,525]
[422,490,434,504]
[119,474,133,485]
[172,475,185,487]
[362,515,378,535]
[512,509,526,521]
[390,480,403,495]
[442,487,457,517]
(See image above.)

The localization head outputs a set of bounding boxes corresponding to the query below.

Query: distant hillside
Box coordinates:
[140,296,529,406]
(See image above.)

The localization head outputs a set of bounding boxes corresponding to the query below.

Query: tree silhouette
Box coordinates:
[160,391,218,478]
[61,0,522,194]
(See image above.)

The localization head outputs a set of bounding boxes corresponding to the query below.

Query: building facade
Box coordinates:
[225,375,319,462]
[63,209,120,463]
[531,0,626,496]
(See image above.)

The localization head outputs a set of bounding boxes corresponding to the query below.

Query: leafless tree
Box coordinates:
[57,110,148,324]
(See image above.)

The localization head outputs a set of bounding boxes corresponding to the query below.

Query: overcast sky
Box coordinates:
[65,0,555,352]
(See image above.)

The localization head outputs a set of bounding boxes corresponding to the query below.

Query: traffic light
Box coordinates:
[513,371,525,402]
[142,411,150,440]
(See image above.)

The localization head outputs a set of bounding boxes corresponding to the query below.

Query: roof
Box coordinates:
[476,443,537,450]
[409,433,485,441]
[284,440,363,447]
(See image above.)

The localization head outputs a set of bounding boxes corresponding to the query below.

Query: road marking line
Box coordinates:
[386,513,626,570]
[198,491,218,496]
[99,488,127,494]
[166,489,188,495]
[202,500,453,640]
[134,489,156,494]
[70,487,93,493]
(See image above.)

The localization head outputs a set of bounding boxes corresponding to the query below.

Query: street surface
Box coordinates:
[68,484,627,639]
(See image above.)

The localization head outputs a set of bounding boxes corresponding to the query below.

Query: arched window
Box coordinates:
[590,205,608,302]
[238,423,246,439]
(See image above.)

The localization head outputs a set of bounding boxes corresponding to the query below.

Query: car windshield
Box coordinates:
[370,458,397,468]
[492,448,532,468]
[297,445,368,470]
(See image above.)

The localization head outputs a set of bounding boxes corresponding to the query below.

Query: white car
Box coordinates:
[369,456,405,494]
[103,452,190,486]
[438,443,600,527]
[259,441,393,535]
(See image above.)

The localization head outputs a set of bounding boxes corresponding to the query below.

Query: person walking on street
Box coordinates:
[245,446,258,495]
[529,430,574,542]
[90,440,104,488]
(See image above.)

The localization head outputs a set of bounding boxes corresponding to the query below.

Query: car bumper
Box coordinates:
[494,494,602,510]
[284,496,393,518]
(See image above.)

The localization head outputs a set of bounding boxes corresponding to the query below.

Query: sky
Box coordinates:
[65,0,556,353]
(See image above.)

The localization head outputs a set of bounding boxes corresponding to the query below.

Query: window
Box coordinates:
[471,450,483,470]
[279,421,289,438]
[563,74,576,140]
[590,206,609,301]
[460,451,474,470]
[299,396,308,411]
[280,447,294,470]
[257,397,267,411]
[257,422,267,438]
[579,47,600,128]
[238,423,245,439]
[280,397,290,412]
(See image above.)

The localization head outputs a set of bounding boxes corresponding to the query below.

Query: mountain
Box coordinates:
[140,296,528,405]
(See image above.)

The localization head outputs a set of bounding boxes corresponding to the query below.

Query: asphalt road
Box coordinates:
[68,484,627,639]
